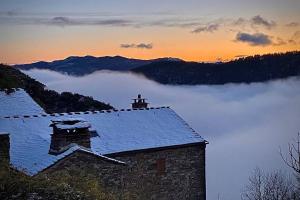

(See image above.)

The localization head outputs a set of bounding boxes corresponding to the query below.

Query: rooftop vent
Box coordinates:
[49,118,91,155]
[131,94,149,109]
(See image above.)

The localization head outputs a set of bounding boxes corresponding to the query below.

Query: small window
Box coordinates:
[156,158,166,175]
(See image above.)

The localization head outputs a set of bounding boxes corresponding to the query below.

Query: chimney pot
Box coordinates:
[131,94,149,109]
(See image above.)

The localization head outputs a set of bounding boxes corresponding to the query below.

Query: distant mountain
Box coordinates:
[132,51,300,85]
[15,52,300,85]
[0,64,113,113]
[15,55,183,76]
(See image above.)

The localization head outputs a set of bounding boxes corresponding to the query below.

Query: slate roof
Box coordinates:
[0,89,205,176]
[0,88,45,117]
[0,108,205,175]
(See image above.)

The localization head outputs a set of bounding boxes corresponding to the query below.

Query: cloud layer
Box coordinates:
[23,69,300,200]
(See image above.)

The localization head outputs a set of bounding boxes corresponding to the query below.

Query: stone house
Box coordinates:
[0,89,207,199]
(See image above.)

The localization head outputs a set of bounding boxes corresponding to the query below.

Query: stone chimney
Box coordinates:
[0,133,10,164]
[49,118,91,155]
[131,94,149,109]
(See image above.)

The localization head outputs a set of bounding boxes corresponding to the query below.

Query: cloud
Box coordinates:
[0,10,204,29]
[192,24,219,33]
[286,22,299,27]
[136,43,153,49]
[250,15,276,29]
[147,18,202,28]
[288,39,297,45]
[49,17,75,26]
[120,44,135,48]
[232,15,276,30]
[260,31,300,46]
[272,37,287,46]
[48,16,132,27]
[94,19,131,26]
[235,32,273,46]
[292,31,300,40]
[120,43,153,49]
[232,18,247,26]
[0,11,206,30]
[0,11,217,31]
[152,21,200,28]
[0,10,18,17]
[287,31,300,45]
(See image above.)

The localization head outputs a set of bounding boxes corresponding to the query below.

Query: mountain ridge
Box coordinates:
[131,51,300,85]
[15,55,183,75]
[14,51,300,85]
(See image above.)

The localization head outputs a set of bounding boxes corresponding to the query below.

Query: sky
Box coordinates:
[0,0,300,64]
[24,69,300,200]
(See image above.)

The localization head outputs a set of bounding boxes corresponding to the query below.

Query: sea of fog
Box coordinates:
[24,69,300,200]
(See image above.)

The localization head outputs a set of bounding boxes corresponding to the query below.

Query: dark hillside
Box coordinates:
[15,55,182,75]
[132,51,300,85]
[0,64,113,113]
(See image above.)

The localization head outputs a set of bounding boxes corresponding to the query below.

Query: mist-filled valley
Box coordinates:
[22,69,300,200]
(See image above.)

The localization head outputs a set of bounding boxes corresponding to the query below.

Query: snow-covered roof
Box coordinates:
[0,88,45,117]
[0,107,205,175]
[55,122,91,130]
[51,118,91,130]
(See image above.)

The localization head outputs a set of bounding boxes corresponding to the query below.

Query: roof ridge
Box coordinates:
[0,88,23,94]
[77,148,126,165]
[33,144,126,176]
[0,106,171,120]
[0,88,24,91]
[0,88,23,91]
[168,109,203,139]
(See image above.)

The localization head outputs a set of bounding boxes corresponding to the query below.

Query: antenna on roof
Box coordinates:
[131,94,149,109]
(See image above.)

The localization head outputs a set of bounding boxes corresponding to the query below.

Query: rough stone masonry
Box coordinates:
[43,143,206,200]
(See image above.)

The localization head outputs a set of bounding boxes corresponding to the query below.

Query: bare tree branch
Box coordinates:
[241,168,296,200]
[280,133,300,174]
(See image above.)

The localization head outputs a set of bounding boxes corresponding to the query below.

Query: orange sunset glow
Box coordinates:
[0,0,299,64]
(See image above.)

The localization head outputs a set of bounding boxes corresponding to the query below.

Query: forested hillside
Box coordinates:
[15,55,182,76]
[132,51,300,85]
[0,64,113,113]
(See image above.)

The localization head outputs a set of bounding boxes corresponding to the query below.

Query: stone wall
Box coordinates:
[43,143,206,200]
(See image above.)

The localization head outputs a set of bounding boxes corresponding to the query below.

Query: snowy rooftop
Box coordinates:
[51,118,91,130]
[0,107,205,175]
[0,88,45,117]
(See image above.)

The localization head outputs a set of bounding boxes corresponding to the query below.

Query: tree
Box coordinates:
[242,133,300,200]
[241,168,296,200]
[280,132,300,196]
[0,161,114,200]
[281,133,300,174]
